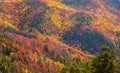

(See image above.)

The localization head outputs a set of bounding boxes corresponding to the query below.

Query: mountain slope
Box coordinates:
[0,0,120,72]
[0,27,91,73]
[0,0,120,53]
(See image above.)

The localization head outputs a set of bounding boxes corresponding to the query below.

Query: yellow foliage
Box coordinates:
[91,11,120,41]
[51,34,60,40]
[10,52,14,56]
[51,11,62,28]
[37,34,46,41]
[23,69,28,73]
[22,5,29,13]
[46,0,75,11]
[45,9,52,19]
[4,0,23,2]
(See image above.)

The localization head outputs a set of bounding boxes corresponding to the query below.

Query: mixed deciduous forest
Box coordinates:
[0,0,120,73]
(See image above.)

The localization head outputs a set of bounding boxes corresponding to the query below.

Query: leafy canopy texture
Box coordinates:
[59,45,120,73]
[89,45,118,73]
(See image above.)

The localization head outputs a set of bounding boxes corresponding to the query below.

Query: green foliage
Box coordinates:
[58,63,86,73]
[28,12,43,28]
[21,2,47,33]
[0,35,3,42]
[44,45,49,52]
[0,54,17,73]
[87,45,118,73]
[118,62,120,72]
[3,47,11,56]
[62,29,115,54]
[59,45,120,73]
[4,22,16,30]
[45,6,53,19]
[70,13,92,26]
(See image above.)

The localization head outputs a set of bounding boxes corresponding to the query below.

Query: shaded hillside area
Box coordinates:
[104,0,120,10]
[62,28,115,54]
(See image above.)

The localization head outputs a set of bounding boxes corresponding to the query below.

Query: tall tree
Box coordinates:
[89,45,118,73]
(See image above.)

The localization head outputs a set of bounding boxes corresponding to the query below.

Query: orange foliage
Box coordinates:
[2,42,7,47]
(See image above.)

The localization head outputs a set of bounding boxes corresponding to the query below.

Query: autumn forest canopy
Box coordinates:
[0,0,120,73]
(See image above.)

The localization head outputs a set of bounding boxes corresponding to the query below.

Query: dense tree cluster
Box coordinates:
[63,28,115,54]
[59,45,120,73]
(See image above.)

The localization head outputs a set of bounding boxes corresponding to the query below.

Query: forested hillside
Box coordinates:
[0,0,120,73]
